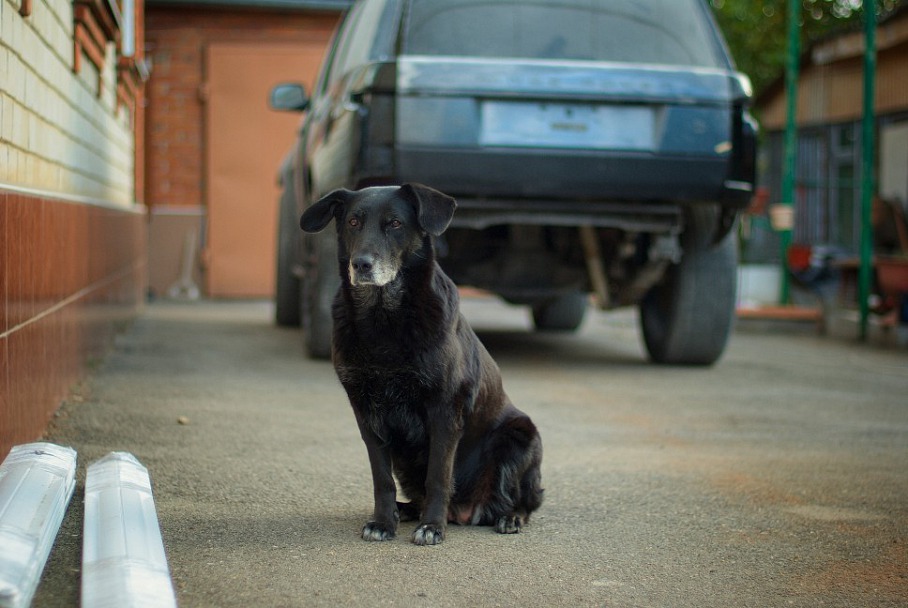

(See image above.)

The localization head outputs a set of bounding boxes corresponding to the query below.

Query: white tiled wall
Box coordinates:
[0,0,135,206]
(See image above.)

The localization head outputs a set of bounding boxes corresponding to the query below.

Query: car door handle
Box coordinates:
[335,93,363,117]
[326,93,364,137]
[329,102,358,122]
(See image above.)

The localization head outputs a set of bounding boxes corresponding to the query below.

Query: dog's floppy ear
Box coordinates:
[401,183,457,237]
[300,189,353,232]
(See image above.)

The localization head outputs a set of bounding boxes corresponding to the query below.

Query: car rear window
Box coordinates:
[403,0,726,68]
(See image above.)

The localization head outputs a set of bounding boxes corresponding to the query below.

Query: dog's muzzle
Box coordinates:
[349,254,395,287]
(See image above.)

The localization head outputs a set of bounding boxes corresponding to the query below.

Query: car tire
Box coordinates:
[532,292,588,332]
[275,191,301,327]
[640,206,737,366]
[301,232,338,360]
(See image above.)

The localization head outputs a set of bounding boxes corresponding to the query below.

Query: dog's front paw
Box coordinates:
[494,514,524,534]
[362,521,396,542]
[411,523,445,546]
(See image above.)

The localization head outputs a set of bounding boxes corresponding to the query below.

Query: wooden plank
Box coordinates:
[736,306,823,321]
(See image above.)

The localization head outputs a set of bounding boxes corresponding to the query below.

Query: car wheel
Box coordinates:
[640,206,737,366]
[274,191,301,327]
[532,292,588,332]
[301,232,338,360]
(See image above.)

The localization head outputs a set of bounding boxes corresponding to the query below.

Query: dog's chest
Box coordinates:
[336,364,435,442]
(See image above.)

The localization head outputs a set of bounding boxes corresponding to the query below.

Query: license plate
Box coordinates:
[480,102,654,151]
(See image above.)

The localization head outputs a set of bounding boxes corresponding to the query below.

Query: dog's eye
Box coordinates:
[389,219,402,229]
[348,217,360,228]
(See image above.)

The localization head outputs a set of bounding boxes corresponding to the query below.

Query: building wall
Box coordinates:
[748,12,908,265]
[145,8,337,210]
[144,7,339,297]
[1,0,139,203]
[0,0,146,458]
[759,17,908,130]
[761,48,908,130]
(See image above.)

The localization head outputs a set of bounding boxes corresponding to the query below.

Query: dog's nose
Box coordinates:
[351,255,374,274]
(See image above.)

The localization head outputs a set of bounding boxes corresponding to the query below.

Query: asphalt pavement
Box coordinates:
[34,297,908,607]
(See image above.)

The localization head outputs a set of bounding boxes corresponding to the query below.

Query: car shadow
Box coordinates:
[473,327,649,369]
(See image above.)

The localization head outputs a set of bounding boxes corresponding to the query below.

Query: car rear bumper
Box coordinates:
[396,146,750,210]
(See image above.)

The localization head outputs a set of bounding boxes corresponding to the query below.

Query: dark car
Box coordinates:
[270,0,757,365]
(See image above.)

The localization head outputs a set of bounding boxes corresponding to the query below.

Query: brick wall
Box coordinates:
[1,189,146,458]
[1,0,140,205]
[144,7,340,209]
[143,6,339,296]
[0,0,146,458]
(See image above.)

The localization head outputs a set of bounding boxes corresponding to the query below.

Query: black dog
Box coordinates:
[300,183,543,545]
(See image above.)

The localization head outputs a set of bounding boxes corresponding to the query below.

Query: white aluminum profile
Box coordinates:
[82,452,176,608]
[0,442,78,608]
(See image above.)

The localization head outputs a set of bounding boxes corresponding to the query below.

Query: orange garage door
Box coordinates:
[205,42,325,298]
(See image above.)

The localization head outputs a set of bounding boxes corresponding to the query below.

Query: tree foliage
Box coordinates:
[710,0,904,94]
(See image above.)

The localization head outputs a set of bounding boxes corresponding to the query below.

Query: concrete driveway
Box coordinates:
[35,298,908,607]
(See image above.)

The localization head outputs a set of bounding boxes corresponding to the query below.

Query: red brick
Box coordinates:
[144,7,339,209]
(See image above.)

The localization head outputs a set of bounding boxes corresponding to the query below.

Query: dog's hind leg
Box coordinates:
[473,414,544,534]
[494,445,543,533]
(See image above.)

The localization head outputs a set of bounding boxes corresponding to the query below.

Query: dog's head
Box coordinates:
[300,183,456,287]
